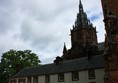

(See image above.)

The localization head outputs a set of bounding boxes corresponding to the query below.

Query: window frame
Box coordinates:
[72,71,79,81]
[27,77,31,83]
[33,76,38,83]
[88,69,95,79]
[45,75,50,83]
[58,73,64,82]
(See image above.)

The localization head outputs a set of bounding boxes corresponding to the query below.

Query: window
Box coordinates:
[27,77,31,83]
[58,73,64,82]
[33,76,38,83]
[88,69,95,79]
[72,71,79,81]
[45,75,50,83]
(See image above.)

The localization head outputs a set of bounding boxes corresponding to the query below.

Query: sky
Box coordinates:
[0,0,105,64]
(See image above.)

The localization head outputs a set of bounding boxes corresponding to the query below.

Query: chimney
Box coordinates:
[54,56,63,65]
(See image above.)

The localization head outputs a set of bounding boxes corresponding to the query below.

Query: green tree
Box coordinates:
[0,49,40,83]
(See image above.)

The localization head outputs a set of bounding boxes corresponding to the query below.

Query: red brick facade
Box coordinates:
[101,0,118,83]
[101,0,118,16]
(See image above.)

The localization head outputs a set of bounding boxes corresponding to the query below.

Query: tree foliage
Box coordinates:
[0,49,40,83]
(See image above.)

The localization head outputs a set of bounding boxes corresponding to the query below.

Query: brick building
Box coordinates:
[101,0,118,83]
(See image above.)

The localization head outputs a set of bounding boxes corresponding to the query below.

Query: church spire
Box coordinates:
[79,0,84,13]
[74,0,92,28]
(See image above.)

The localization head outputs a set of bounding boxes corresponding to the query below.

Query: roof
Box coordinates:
[12,55,104,78]
[97,42,105,51]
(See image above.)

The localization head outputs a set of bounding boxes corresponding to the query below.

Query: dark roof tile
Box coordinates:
[12,55,104,78]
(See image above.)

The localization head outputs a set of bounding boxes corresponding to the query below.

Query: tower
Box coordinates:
[62,0,98,60]
[71,0,97,48]
[101,0,118,83]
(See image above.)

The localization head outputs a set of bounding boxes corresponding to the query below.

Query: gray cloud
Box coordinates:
[0,0,105,64]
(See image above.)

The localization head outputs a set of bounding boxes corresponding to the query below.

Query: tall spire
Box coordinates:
[74,0,93,28]
[79,0,84,13]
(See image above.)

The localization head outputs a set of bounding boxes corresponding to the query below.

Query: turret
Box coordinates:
[63,43,67,55]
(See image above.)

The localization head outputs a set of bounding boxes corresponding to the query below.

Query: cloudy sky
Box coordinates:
[0,0,105,64]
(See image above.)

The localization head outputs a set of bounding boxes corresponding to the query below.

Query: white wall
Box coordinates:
[38,75,45,83]
[50,74,58,83]
[95,69,105,83]
[37,68,105,83]
[79,71,88,83]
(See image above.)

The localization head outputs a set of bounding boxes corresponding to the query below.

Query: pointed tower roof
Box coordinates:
[74,0,93,28]
[63,43,67,54]
[79,0,84,13]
